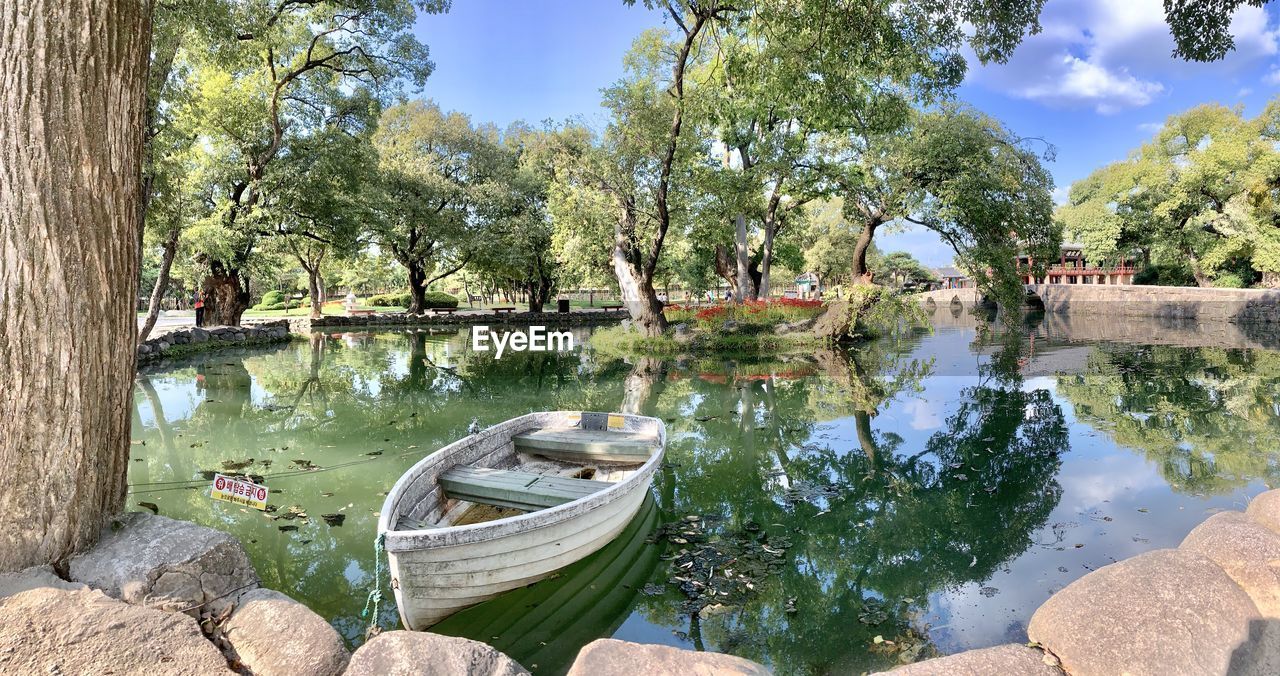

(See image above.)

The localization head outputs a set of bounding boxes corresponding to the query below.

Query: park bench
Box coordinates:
[430,307,458,314]
[512,428,657,463]
[439,466,612,511]
[492,306,516,315]
[599,304,624,311]
[348,308,376,316]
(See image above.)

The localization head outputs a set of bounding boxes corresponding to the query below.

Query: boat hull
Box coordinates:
[378,411,665,630]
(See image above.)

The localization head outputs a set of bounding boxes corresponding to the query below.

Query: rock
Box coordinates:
[1247,488,1280,535]
[156,340,170,352]
[0,587,231,674]
[223,588,348,676]
[1182,510,1280,617]
[721,320,740,332]
[137,343,152,355]
[1028,548,1269,676]
[69,512,258,616]
[871,644,1062,675]
[231,332,247,342]
[0,565,86,600]
[344,630,529,676]
[190,327,211,343]
[672,323,693,344]
[566,639,769,676]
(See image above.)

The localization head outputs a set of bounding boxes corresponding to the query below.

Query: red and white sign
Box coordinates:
[211,474,269,510]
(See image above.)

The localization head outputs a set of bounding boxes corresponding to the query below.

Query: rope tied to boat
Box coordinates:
[362,532,387,639]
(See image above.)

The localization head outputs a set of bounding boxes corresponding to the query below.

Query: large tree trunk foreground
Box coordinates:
[0,0,151,572]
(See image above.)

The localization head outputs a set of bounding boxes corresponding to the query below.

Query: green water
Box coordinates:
[129,317,1280,674]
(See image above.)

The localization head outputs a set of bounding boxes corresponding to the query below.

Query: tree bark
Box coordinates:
[305,265,323,319]
[0,0,151,572]
[851,219,880,284]
[734,214,752,302]
[407,261,428,313]
[138,227,179,342]
[758,222,777,299]
[202,261,251,326]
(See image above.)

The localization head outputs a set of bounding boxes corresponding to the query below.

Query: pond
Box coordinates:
[129,313,1280,674]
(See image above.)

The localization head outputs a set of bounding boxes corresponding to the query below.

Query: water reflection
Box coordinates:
[128,320,1280,674]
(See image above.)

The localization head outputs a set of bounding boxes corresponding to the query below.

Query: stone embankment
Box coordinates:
[1029,283,1280,324]
[137,321,292,363]
[875,487,1280,675]
[0,511,772,675]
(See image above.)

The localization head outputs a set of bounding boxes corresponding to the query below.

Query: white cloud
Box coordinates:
[1266,67,1280,85]
[1237,87,1254,97]
[1051,186,1070,205]
[967,0,1280,113]
[1136,121,1163,134]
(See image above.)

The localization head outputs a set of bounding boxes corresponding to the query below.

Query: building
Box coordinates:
[932,266,971,289]
[794,272,821,296]
[1017,243,1138,285]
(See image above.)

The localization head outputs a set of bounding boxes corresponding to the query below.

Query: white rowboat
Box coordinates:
[377,411,666,630]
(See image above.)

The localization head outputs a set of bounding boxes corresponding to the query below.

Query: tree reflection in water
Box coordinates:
[622,327,1068,674]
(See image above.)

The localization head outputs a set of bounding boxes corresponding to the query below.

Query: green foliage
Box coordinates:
[260,290,285,306]
[367,291,457,309]
[1060,98,1280,287]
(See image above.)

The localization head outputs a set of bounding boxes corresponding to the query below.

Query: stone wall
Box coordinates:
[1029,283,1280,324]
[137,320,292,363]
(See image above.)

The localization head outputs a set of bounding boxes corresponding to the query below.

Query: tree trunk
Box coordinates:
[758,223,777,299]
[851,220,880,284]
[0,0,150,572]
[306,266,323,319]
[202,261,251,326]
[138,227,180,342]
[734,214,751,301]
[407,261,428,314]
[613,247,667,337]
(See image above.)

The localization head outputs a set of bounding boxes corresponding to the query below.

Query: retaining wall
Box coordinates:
[1029,283,1280,323]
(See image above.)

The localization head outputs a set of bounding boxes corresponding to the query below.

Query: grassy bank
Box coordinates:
[589,289,926,357]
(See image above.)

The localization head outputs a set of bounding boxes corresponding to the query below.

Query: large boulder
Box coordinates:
[871,644,1061,675]
[223,588,349,676]
[1027,548,1268,676]
[566,639,769,676]
[69,512,259,616]
[1181,510,1280,617]
[0,587,231,674]
[1247,488,1280,535]
[344,631,529,676]
[0,565,85,600]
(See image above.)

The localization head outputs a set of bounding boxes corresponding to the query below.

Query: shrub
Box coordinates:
[366,291,458,309]
[260,290,286,306]
[1213,272,1247,288]
[368,292,411,307]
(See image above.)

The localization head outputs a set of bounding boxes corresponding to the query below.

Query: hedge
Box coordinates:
[367,291,458,309]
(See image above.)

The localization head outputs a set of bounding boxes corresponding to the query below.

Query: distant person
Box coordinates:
[194,291,205,327]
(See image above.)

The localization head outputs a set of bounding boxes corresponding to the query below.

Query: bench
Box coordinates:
[492,306,516,315]
[599,304,624,311]
[347,308,376,316]
[430,307,458,314]
[513,428,657,463]
[439,466,612,511]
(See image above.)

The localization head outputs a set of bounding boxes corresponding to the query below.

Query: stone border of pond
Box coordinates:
[0,511,771,674]
[134,310,630,365]
[874,487,1280,675]
[137,320,293,363]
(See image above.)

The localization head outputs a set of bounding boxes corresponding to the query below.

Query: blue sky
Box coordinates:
[414,0,1280,267]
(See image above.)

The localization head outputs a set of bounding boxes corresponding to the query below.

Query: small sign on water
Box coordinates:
[211,473,268,510]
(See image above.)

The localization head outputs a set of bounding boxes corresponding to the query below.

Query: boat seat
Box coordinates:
[512,428,658,463]
[439,467,614,511]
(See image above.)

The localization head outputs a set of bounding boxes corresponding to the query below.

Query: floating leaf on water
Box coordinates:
[320,492,334,498]
[321,513,346,527]
[131,440,145,446]
[1137,508,1149,513]
[366,451,383,456]
[873,635,884,644]
[137,502,159,515]
[278,525,298,532]
[221,459,254,471]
